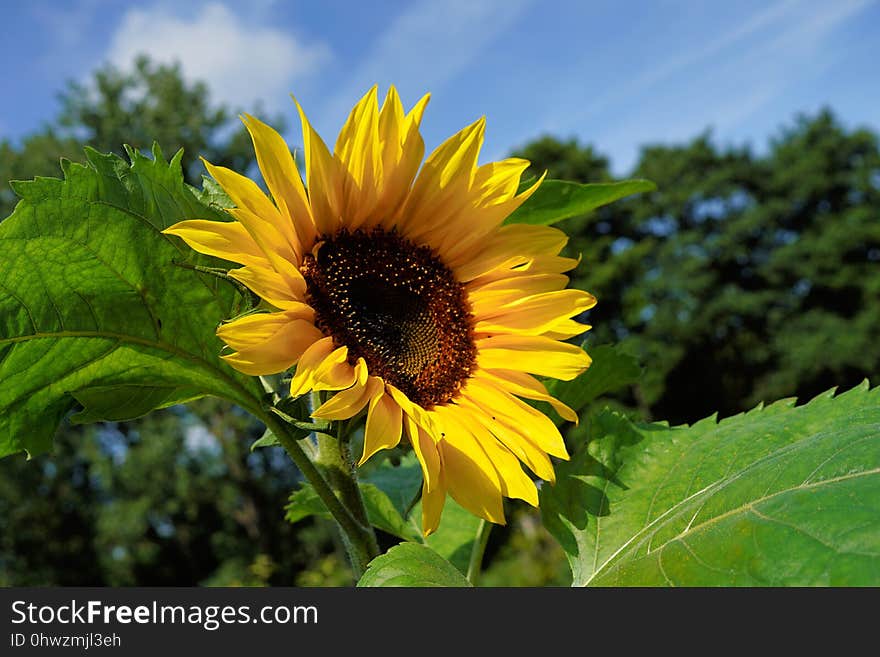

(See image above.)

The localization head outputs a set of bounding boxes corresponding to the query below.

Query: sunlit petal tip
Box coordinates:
[420,477,446,536]
[290,95,315,135]
[359,383,402,466]
[407,92,431,125]
[520,169,548,198]
[199,155,218,173]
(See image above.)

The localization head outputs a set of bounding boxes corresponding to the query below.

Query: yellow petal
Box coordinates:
[477,368,579,424]
[312,369,380,420]
[228,206,305,292]
[420,468,446,537]
[375,89,430,225]
[293,96,342,235]
[456,397,556,482]
[438,438,505,524]
[453,224,569,282]
[220,319,323,375]
[439,172,545,265]
[334,86,380,228]
[474,289,597,335]
[377,86,405,166]
[360,384,403,465]
[311,345,358,392]
[289,336,335,397]
[477,334,592,381]
[417,116,484,191]
[202,160,302,266]
[228,265,307,308]
[162,220,268,268]
[216,307,313,351]
[408,413,447,536]
[434,405,538,506]
[405,412,441,492]
[241,113,316,250]
[201,158,281,220]
[386,384,437,435]
[400,117,485,240]
[463,377,569,459]
[468,254,581,289]
[472,158,531,205]
[541,318,593,341]
[468,273,570,315]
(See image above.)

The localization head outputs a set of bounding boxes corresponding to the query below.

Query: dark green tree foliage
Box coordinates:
[516,111,880,423]
[0,131,82,219]
[0,400,339,586]
[0,55,274,218]
[0,422,102,585]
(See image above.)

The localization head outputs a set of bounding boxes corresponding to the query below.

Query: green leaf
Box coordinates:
[541,382,880,586]
[366,453,484,566]
[360,485,423,542]
[69,384,196,424]
[414,497,483,574]
[285,482,422,542]
[250,429,281,451]
[505,178,655,226]
[284,485,330,525]
[0,144,263,458]
[361,452,422,517]
[193,175,234,209]
[546,344,642,415]
[357,543,471,587]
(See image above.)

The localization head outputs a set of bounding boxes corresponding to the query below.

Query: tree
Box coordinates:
[0,55,277,218]
[514,111,880,424]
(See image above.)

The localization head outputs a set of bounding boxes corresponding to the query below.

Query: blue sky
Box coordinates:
[1,0,878,174]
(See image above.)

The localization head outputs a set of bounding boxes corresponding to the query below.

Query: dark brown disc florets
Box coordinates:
[301,227,476,408]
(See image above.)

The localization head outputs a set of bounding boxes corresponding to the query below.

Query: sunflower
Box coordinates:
[163,86,595,535]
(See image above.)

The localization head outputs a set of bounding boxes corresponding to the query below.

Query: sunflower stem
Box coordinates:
[466,519,492,586]
[313,420,380,578]
[261,410,377,579]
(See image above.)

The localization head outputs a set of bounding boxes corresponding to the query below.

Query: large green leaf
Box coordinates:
[417,498,482,574]
[357,543,471,587]
[285,482,423,543]
[541,382,880,586]
[365,454,483,573]
[0,145,263,458]
[361,452,423,518]
[505,178,655,226]
[361,451,483,571]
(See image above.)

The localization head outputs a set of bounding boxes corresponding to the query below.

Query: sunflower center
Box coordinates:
[301,227,476,407]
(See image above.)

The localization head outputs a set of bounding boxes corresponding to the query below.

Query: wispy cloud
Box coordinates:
[539,0,807,134]
[105,2,331,111]
[701,0,873,131]
[319,0,532,131]
[533,0,873,173]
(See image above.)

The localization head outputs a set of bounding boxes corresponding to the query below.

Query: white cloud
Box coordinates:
[105,3,330,110]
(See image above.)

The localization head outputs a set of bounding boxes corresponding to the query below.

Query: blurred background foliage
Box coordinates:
[1,57,877,586]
